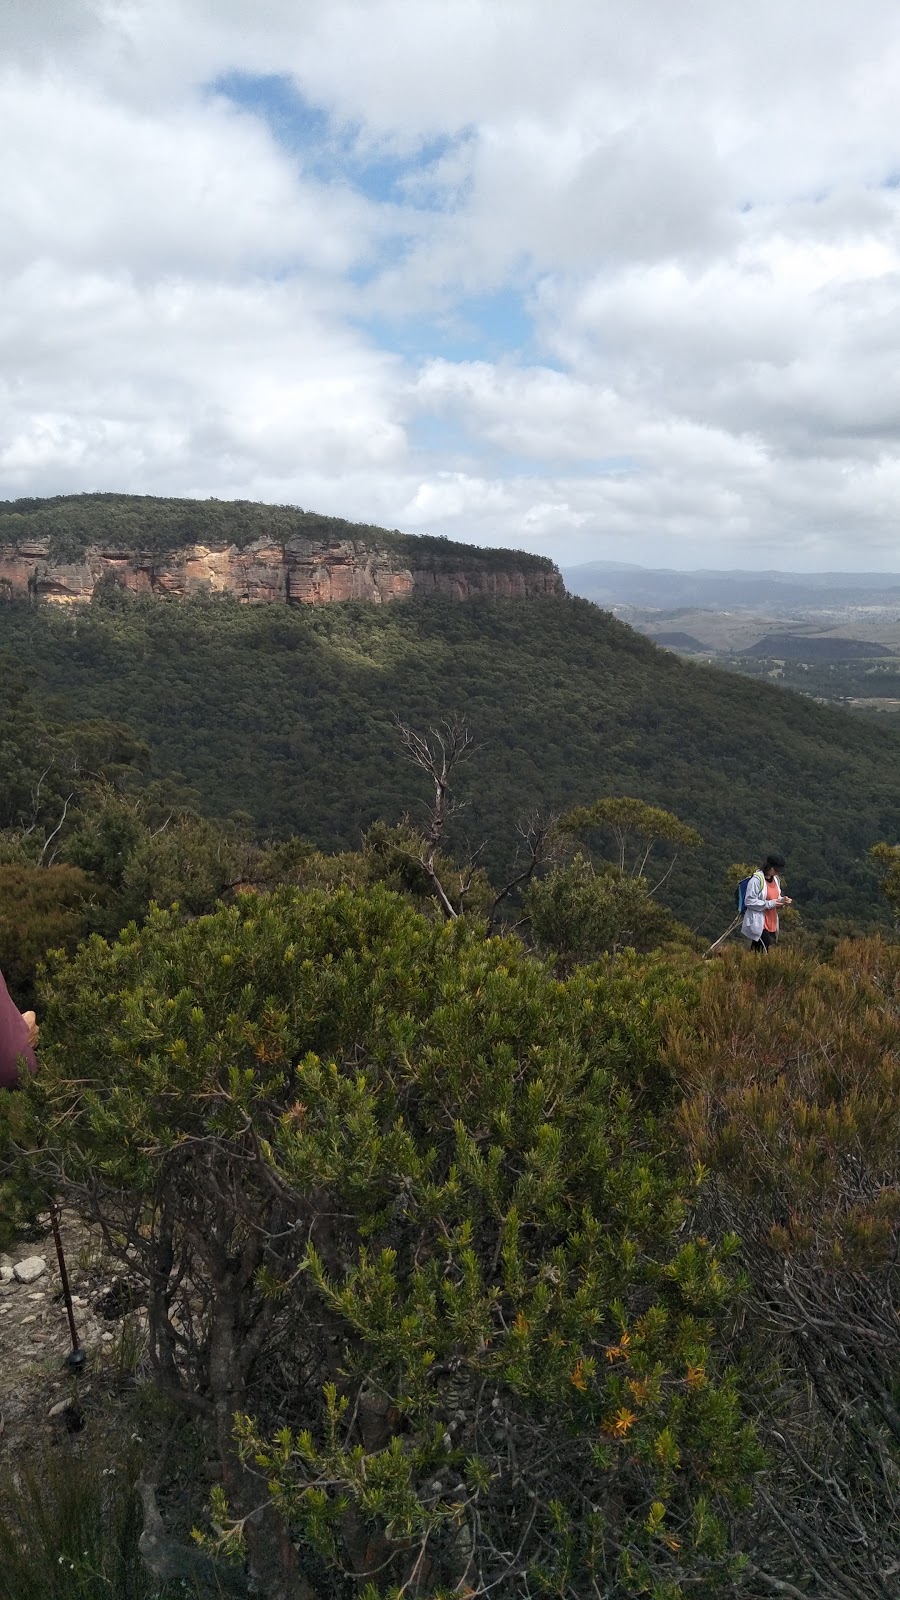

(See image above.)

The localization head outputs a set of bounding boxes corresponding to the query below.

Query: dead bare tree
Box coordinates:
[395,720,556,928]
[395,717,476,919]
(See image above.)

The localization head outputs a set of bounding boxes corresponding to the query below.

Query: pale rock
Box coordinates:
[13,1256,47,1284]
[0,535,564,608]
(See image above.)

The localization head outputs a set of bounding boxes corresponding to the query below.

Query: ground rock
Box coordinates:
[13,1256,48,1284]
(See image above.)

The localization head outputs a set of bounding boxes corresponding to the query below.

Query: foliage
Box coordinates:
[666,941,900,1598]
[869,839,900,920]
[0,862,100,1006]
[562,797,702,875]
[4,496,900,1596]
[527,853,680,966]
[527,799,700,966]
[0,652,147,850]
[0,1438,172,1600]
[10,886,761,1599]
[116,813,256,920]
[0,589,896,936]
[721,647,900,713]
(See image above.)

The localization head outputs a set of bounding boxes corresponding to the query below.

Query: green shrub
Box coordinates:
[10,885,760,1598]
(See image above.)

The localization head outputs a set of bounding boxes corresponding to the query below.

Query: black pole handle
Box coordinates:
[48,1200,86,1371]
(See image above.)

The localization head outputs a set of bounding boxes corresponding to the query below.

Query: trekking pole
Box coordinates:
[703,914,742,959]
[48,1200,87,1372]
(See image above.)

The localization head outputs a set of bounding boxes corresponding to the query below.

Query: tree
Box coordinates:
[870,840,900,922]
[394,719,554,929]
[561,799,702,886]
[118,813,257,919]
[526,799,701,967]
[14,885,760,1599]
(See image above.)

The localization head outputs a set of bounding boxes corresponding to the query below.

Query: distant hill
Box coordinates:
[563,560,900,611]
[0,493,559,572]
[645,631,708,653]
[743,636,896,661]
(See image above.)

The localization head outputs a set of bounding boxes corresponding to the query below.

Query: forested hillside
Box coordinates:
[3,571,900,1599]
[1,589,898,933]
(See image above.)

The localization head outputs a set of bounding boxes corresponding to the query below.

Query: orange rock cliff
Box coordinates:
[0,529,565,606]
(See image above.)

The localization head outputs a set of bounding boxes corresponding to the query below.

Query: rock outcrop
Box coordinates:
[0,535,565,607]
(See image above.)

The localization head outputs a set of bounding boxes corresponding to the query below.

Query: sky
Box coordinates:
[4,1,900,569]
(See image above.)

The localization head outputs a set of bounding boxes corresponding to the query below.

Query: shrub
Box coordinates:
[668,941,900,1598]
[11,886,760,1599]
[528,854,678,965]
[0,862,99,1007]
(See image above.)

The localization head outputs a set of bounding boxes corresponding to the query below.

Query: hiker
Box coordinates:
[0,969,38,1089]
[742,853,791,953]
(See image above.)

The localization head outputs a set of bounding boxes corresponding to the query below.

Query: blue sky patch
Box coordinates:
[361,289,537,363]
[211,72,462,208]
[210,75,566,391]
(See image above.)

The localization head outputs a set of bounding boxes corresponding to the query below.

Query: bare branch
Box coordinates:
[395,717,477,919]
[487,814,557,935]
[23,764,54,835]
[39,791,74,864]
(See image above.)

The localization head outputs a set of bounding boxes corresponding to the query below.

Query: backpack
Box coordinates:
[736,873,757,914]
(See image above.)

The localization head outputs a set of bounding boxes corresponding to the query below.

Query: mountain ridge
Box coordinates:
[0,494,562,606]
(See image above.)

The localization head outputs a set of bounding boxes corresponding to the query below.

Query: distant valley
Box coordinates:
[563,558,900,714]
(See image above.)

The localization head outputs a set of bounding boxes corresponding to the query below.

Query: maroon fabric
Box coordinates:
[0,971,37,1090]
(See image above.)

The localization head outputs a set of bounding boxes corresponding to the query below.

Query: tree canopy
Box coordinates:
[1,591,898,935]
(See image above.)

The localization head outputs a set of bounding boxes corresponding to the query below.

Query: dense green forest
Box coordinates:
[0,590,898,935]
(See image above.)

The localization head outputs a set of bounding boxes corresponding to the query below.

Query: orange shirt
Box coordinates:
[764,876,780,933]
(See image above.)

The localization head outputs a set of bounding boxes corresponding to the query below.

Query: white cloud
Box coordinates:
[0,264,407,495]
[5,0,900,565]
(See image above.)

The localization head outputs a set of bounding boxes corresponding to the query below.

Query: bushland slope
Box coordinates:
[1,592,898,933]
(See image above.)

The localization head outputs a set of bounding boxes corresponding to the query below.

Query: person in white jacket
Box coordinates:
[742,853,791,952]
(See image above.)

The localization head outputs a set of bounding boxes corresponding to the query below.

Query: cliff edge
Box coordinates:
[0,495,564,606]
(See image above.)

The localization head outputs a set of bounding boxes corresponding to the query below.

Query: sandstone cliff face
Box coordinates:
[0,536,564,606]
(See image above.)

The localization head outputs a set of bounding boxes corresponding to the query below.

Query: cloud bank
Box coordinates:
[4,0,900,567]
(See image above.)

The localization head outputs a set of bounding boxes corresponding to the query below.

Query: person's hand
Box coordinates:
[780,896,792,907]
[21,1010,39,1049]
